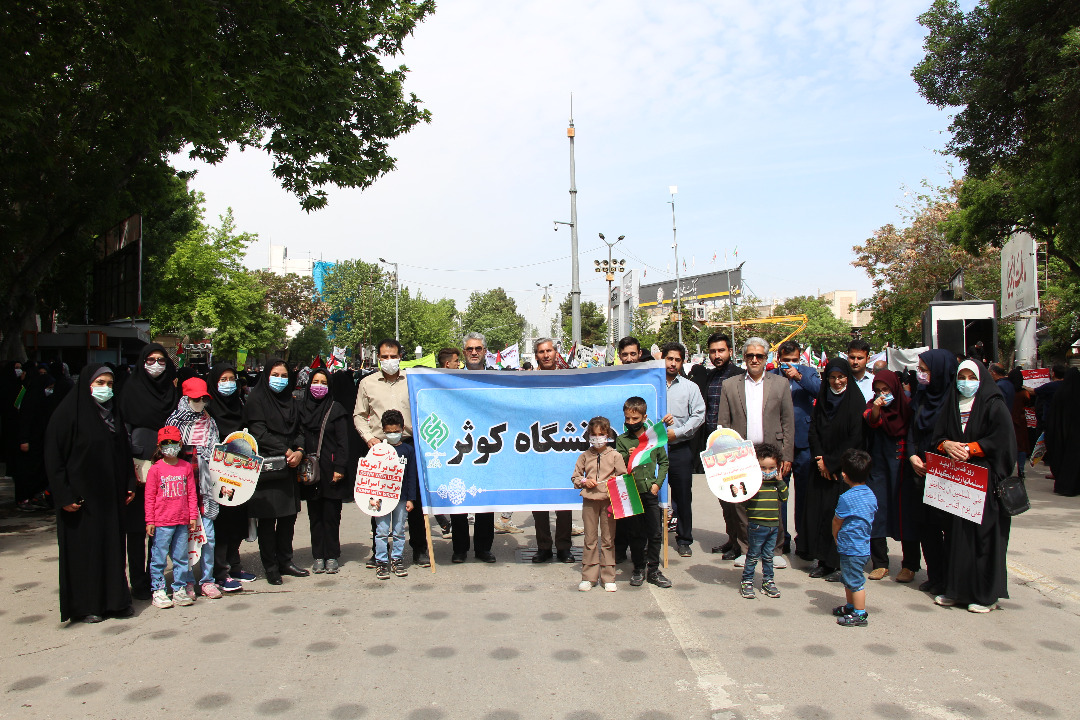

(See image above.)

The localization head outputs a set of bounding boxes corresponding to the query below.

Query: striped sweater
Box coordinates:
[744,476,789,528]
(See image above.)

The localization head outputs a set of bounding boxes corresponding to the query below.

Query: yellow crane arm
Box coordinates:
[704,314,809,352]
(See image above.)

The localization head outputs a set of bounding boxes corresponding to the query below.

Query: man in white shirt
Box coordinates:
[847,339,875,403]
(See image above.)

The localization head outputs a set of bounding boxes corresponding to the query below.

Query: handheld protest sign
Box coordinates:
[355,442,406,517]
[209,430,263,506]
[188,515,207,565]
[700,427,762,503]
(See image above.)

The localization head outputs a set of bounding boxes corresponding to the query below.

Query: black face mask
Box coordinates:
[625,421,644,433]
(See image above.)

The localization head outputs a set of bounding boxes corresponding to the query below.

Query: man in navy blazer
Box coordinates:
[770,340,821,558]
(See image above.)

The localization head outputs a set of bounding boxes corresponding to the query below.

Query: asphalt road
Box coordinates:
[1,466,1078,720]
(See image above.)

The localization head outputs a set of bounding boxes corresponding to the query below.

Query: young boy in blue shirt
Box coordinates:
[832,449,877,627]
[739,442,788,599]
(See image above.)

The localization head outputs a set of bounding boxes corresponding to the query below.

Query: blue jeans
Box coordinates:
[741,522,778,583]
[150,524,194,592]
[375,503,407,564]
[840,554,869,592]
[195,515,216,585]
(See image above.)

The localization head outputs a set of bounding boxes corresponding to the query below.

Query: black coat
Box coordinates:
[45,365,137,621]
[242,363,304,518]
[297,370,352,501]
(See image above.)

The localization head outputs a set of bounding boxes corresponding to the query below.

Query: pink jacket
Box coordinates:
[144,459,198,526]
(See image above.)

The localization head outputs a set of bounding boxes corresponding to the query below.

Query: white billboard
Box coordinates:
[1001,232,1038,318]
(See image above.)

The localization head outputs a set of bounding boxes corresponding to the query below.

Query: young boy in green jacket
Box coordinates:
[615,396,671,588]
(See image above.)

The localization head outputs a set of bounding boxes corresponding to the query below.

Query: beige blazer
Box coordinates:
[715,372,795,462]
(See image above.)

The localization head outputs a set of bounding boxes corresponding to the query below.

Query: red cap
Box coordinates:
[158,426,182,444]
[182,377,210,399]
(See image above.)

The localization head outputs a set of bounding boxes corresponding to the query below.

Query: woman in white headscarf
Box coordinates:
[931,360,1016,613]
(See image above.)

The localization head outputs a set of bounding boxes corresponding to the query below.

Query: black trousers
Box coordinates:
[628,491,663,570]
[213,504,248,582]
[307,497,342,560]
[920,506,950,588]
[614,517,630,556]
[256,514,297,575]
[870,536,923,571]
[451,512,494,554]
[533,510,572,552]
[408,505,429,554]
[125,529,150,593]
[668,442,695,546]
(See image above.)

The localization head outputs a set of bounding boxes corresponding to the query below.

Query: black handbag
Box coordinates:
[296,407,331,485]
[996,476,1030,516]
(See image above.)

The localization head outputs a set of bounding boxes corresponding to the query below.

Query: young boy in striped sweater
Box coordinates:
[740,443,788,599]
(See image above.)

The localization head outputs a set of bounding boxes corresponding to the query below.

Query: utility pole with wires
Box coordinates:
[668,186,682,345]
[553,97,582,346]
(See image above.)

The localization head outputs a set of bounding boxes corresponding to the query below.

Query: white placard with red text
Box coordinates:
[1021,368,1050,390]
[923,453,989,524]
[354,442,405,517]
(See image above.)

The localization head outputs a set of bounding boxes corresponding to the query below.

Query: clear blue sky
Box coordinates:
[173,1,957,333]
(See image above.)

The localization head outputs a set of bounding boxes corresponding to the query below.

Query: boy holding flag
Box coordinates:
[614,397,672,588]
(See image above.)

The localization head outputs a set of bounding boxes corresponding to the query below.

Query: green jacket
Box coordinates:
[615,431,669,496]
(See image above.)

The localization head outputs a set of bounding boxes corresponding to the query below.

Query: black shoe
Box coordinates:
[677,544,692,557]
[721,548,740,560]
[325,559,340,574]
[476,551,496,563]
[391,559,408,577]
[823,570,843,582]
[366,554,377,569]
[266,573,283,585]
[80,614,104,624]
[451,552,467,563]
[414,551,431,568]
[832,604,854,617]
[111,606,135,619]
[131,585,152,602]
[557,549,575,563]
[615,550,627,564]
[647,570,672,588]
[532,549,553,564]
[630,569,645,586]
[376,563,391,580]
[837,611,868,627]
[809,564,834,579]
[281,564,310,578]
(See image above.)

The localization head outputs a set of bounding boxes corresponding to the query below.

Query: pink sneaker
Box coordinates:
[185,583,197,601]
[200,582,223,599]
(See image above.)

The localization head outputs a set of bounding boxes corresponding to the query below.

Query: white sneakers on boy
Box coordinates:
[578,581,593,592]
[151,589,173,609]
[604,583,617,592]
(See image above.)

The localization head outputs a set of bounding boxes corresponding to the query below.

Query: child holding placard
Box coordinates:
[831,449,877,627]
[572,416,628,592]
[374,410,419,580]
[739,443,788,600]
[145,426,198,609]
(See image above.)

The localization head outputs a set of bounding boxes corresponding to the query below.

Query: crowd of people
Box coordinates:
[0,330,1073,626]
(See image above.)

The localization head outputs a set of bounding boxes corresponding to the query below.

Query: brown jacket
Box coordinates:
[572,445,628,501]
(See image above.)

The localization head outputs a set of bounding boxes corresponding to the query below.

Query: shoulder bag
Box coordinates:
[297,408,331,485]
[996,475,1030,516]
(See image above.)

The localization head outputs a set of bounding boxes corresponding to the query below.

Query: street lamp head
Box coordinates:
[594,259,601,266]
[598,233,605,240]
[378,257,386,263]
[618,235,625,241]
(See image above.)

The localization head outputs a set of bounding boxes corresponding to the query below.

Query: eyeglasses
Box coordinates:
[744,353,767,361]
[464,346,484,353]
[146,358,167,366]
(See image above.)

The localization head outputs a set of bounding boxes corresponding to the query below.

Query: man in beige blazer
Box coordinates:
[715,337,795,564]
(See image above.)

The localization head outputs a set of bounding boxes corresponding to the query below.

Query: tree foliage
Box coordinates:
[320,260,396,356]
[253,271,329,326]
[461,288,525,352]
[0,0,434,358]
[151,209,285,355]
[400,294,459,356]
[288,324,330,367]
[556,294,609,347]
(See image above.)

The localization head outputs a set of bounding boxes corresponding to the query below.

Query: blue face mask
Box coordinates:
[957,379,979,398]
[268,376,289,393]
[217,380,237,396]
[762,469,779,480]
[879,392,894,405]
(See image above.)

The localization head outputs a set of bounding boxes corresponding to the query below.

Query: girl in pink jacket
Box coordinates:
[145,426,198,609]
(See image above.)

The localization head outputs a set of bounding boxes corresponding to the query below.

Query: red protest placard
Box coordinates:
[923,453,989,523]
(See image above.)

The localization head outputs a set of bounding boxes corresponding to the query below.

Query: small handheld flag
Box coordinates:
[628,420,669,472]
[607,475,644,519]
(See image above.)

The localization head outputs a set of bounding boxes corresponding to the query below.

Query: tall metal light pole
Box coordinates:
[668,186,682,345]
[595,233,625,344]
[378,257,399,341]
[553,102,582,346]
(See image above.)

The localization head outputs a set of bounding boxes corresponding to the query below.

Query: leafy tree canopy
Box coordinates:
[461,288,525,353]
[253,271,330,327]
[557,294,608,347]
[288,324,331,367]
[320,260,396,356]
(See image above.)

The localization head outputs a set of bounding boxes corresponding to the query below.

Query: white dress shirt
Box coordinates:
[744,372,765,444]
[854,372,875,403]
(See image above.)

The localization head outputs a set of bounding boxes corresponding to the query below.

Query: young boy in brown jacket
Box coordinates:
[572,416,628,592]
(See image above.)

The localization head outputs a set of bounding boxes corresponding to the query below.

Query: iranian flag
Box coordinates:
[627,420,668,472]
[607,475,644,519]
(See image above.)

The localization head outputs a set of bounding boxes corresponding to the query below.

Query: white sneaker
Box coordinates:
[772,555,788,569]
[934,595,956,607]
[174,588,194,607]
[151,589,173,609]
[578,581,593,592]
[571,525,585,537]
[604,583,617,592]
[733,555,747,567]
[493,520,523,534]
[967,603,994,613]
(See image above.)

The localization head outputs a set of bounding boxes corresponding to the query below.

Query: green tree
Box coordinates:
[253,271,330,326]
[399,294,459,356]
[0,0,434,358]
[852,182,1001,350]
[557,294,609,346]
[772,296,852,355]
[320,260,396,357]
[151,209,286,355]
[460,288,526,352]
[288,324,330,367]
[912,0,1080,280]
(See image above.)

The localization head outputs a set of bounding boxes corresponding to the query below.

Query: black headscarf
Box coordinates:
[810,358,867,473]
[207,363,244,436]
[914,349,959,435]
[298,369,348,437]
[932,359,1016,483]
[177,366,198,384]
[242,360,299,438]
[117,343,178,429]
[1042,367,1079,473]
[331,369,358,409]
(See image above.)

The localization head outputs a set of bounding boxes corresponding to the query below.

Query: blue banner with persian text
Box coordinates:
[407,363,669,513]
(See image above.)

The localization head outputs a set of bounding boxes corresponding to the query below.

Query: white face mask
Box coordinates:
[145,361,166,378]
[161,444,181,458]
[380,358,400,375]
[189,400,207,413]
[385,432,403,445]
[589,435,609,448]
